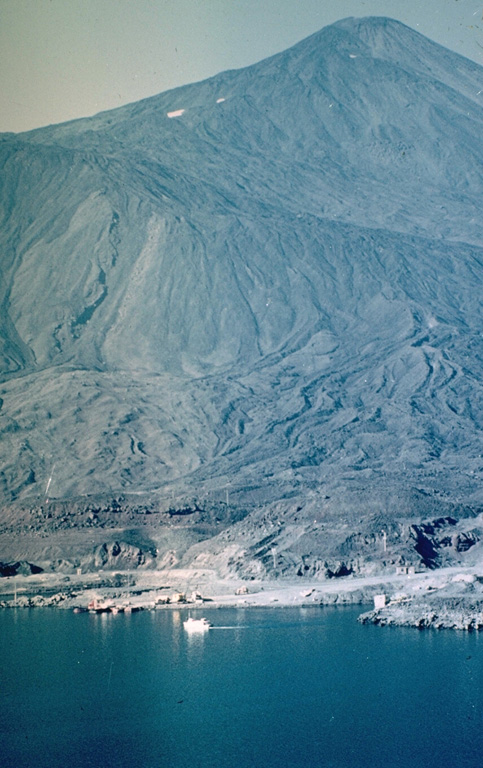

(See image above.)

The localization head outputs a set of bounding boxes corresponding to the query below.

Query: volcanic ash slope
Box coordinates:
[0,17,482,575]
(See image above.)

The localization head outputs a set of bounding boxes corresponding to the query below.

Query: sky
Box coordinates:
[1,0,482,134]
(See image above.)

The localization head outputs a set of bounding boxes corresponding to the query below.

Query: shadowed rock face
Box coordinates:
[0,17,482,544]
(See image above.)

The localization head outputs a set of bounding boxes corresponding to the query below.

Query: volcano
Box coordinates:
[0,18,482,575]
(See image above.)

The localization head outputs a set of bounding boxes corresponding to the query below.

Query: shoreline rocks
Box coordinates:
[358,597,483,631]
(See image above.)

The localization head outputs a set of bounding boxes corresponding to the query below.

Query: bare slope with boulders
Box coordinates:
[0,17,482,576]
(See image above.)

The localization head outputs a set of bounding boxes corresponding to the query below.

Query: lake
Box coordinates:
[1,606,482,768]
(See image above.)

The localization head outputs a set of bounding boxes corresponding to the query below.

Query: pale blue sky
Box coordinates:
[1,0,482,133]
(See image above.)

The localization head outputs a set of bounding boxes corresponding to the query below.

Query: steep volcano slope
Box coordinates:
[0,17,482,530]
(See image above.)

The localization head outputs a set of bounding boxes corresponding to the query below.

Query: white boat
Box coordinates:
[183,616,212,632]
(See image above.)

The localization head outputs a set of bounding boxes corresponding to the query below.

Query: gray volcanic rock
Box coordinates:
[359,595,483,631]
[0,18,482,570]
[0,560,43,577]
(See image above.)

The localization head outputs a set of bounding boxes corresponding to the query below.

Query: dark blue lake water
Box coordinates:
[1,605,482,768]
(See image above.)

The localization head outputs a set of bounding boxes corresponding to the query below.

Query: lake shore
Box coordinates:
[2,564,483,630]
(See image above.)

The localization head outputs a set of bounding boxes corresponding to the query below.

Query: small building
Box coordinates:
[396,565,416,575]
[374,594,387,610]
[170,592,186,604]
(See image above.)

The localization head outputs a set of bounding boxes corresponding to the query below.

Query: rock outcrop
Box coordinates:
[359,595,483,631]
[0,561,43,577]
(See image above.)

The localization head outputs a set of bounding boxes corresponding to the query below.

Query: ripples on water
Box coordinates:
[1,606,482,768]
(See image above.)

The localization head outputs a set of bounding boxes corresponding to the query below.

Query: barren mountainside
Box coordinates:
[0,17,482,576]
